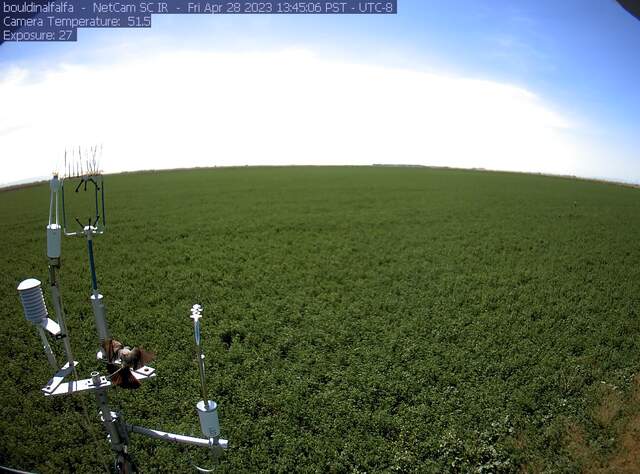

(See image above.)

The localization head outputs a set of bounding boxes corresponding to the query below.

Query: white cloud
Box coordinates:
[0,49,587,185]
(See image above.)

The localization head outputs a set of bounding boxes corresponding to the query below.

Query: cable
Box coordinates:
[0,465,37,474]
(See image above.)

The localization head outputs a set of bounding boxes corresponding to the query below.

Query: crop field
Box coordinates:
[1,166,640,473]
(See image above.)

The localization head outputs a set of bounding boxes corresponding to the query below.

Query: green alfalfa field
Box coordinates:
[1,166,640,473]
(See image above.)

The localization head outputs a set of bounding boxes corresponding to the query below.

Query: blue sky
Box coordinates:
[1,0,639,185]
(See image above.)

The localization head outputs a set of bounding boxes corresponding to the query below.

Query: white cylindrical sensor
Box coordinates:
[17,278,48,326]
[90,293,109,341]
[47,224,62,258]
[196,400,220,438]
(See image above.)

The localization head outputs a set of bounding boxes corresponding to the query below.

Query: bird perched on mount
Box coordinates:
[101,338,155,389]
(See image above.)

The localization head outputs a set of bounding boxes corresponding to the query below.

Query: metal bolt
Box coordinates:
[91,371,101,387]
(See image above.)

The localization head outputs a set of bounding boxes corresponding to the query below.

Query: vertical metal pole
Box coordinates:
[48,188,54,225]
[95,388,123,449]
[87,232,99,293]
[37,326,58,370]
[48,263,76,371]
[86,230,109,342]
[191,307,208,404]
[55,181,59,225]
[92,373,134,473]
[94,182,100,223]
[61,180,67,232]
[100,177,106,227]
[196,339,208,405]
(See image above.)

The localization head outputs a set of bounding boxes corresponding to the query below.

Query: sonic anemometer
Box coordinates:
[17,147,228,473]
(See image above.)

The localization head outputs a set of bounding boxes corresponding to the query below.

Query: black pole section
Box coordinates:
[87,237,98,292]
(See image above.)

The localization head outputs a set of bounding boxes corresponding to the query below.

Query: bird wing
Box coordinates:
[123,347,156,370]
[111,368,140,389]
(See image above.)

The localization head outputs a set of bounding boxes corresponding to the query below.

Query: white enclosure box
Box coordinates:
[47,224,62,258]
[196,400,220,438]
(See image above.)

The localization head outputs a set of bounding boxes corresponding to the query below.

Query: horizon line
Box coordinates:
[1,164,638,192]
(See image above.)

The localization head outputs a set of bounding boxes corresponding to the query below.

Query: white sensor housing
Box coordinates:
[47,224,62,258]
[196,400,220,438]
[17,278,48,326]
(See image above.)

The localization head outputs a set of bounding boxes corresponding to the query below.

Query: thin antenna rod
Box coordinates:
[101,179,106,227]
[87,234,99,293]
[55,182,59,224]
[48,185,54,225]
[190,305,208,404]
